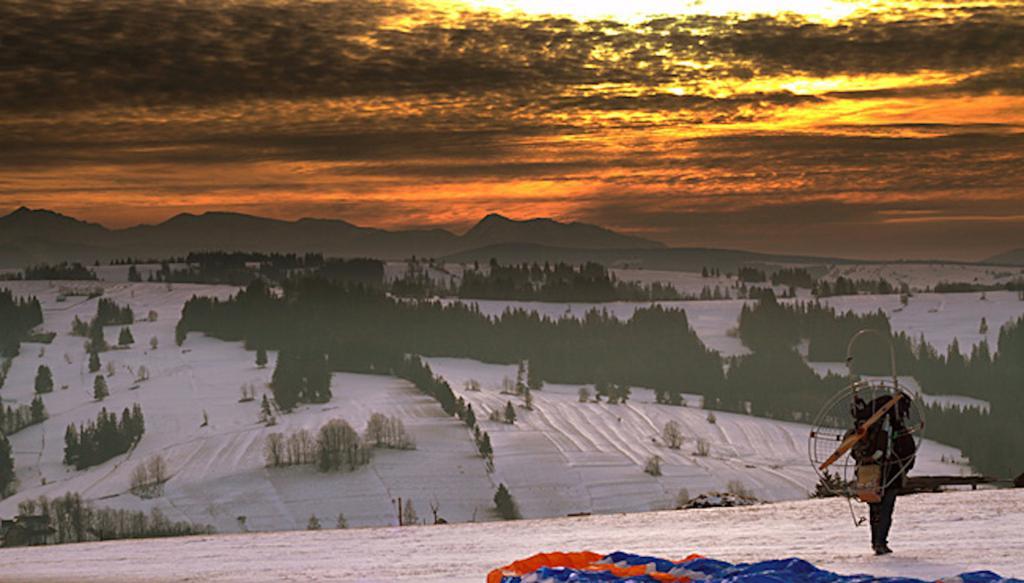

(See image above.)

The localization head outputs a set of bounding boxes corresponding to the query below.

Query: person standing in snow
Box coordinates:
[851,395,917,556]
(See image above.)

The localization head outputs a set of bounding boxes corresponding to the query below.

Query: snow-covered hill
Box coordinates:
[426,358,968,514]
[0,282,495,531]
[0,281,996,535]
[1,489,1021,582]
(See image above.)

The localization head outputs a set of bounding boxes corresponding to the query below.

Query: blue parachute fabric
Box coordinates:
[494,552,1023,583]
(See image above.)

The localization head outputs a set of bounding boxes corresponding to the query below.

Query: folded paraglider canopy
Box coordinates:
[488,552,1014,583]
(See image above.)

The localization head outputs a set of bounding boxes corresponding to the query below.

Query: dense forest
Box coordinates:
[390,260,687,301]
[141,253,384,287]
[177,278,725,407]
[457,261,683,302]
[812,276,902,297]
[0,289,43,357]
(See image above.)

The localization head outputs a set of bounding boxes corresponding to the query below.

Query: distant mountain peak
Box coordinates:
[2,206,100,227]
[985,247,1024,266]
[462,213,663,251]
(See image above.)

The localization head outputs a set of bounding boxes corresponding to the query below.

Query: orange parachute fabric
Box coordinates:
[486,551,704,583]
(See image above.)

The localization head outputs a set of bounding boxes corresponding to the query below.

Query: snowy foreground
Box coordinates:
[1,489,1021,582]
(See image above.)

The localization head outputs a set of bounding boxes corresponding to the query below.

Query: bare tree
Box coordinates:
[402,499,418,526]
[130,463,150,496]
[148,455,167,486]
[694,438,711,457]
[662,420,684,449]
[265,432,285,467]
[643,455,662,476]
[364,413,388,447]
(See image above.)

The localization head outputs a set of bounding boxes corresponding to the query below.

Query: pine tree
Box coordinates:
[307,514,321,530]
[30,396,46,424]
[979,317,989,335]
[336,512,348,529]
[493,483,519,520]
[464,404,476,428]
[515,361,527,395]
[64,424,79,466]
[93,375,109,401]
[89,351,101,373]
[256,347,268,368]
[479,432,493,458]
[88,319,108,352]
[118,327,135,346]
[34,365,54,394]
[504,401,516,424]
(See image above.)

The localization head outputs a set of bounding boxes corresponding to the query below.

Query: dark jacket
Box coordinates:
[850,393,917,495]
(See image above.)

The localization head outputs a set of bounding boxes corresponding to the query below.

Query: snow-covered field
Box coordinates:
[0,282,495,532]
[425,358,968,514]
[0,279,1007,538]
[1,488,1021,582]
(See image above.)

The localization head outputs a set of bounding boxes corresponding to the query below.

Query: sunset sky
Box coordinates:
[1,0,1022,260]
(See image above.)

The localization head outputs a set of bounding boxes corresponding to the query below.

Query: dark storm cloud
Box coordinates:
[2,1,1023,112]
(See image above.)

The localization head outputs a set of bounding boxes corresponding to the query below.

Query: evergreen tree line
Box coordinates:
[737,267,767,283]
[264,418,372,472]
[452,399,493,468]
[144,253,383,287]
[771,268,815,289]
[1,396,47,435]
[63,405,145,470]
[931,280,1024,293]
[454,260,683,302]
[177,278,726,408]
[0,289,43,357]
[812,276,902,297]
[22,262,98,281]
[16,492,213,544]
